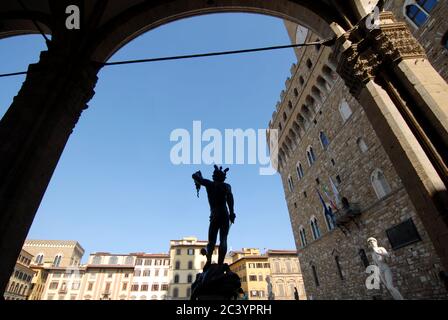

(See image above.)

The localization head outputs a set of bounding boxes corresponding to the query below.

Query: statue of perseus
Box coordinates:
[367,237,404,300]
[192,165,236,269]
[190,166,241,300]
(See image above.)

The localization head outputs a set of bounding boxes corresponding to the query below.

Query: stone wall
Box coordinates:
[270,3,448,298]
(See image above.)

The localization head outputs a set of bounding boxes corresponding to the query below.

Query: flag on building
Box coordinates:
[316,188,336,229]
[330,176,342,207]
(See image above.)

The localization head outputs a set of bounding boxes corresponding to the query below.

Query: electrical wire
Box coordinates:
[0,38,335,78]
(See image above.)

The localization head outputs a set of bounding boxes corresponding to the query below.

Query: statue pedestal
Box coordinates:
[191,264,242,300]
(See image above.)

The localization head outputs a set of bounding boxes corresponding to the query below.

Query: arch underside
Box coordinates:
[0,0,374,62]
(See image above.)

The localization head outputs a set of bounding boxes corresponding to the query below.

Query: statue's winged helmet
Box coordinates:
[212,165,229,182]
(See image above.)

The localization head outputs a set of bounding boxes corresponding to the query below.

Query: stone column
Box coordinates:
[0,48,100,296]
[333,12,448,271]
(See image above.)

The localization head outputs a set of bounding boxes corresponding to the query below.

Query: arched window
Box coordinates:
[299,76,305,85]
[323,205,336,231]
[283,112,287,121]
[296,162,304,180]
[174,274,179,284]
[274,261,281,273]
[53,255,62,267]
[277,281,285,296]
[109,256,118,265]
[339,100,352,122]
[187,274,193,283]
[311,265,320,287]
[306,146,316,166]
[172,287,179,298]
[287,175,294,192]
[288,101,293,110]
[188,261,193,269]
[35,254,44,265]
[442,31,448,50]
[175,261,180,270]
[357,137,369,153]
[371,169,392,199]
[319,131,330,149]
[299,226,307,247]
[294,88,299,97]
[404,0,438,28]
[310,217,321,240]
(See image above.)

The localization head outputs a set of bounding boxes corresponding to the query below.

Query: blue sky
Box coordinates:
[0,13,298,261]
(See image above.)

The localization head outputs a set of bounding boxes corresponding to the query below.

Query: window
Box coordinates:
[296,162,304,180]
[49,282,58,290]
[125,256,134,265]
[288,101,293,110]
[174,274,179,284]
[249,275,257,282]
[324,205,336,231]
[442,31,448,50]
[357,137,369,153]
[287,175,294,192]
[188,261,193,269]
[303,191,307,198]
[187,248,194,255]
[53,255,62,267]
[144,259,151,266]
[187,274,193,283]
[250,290,258,297]
[335,256,344,280]
[258,274,263,281]
[134,270,141,277]
[122,282,128,291]
[306,146,316,166]
[404,0,437,28]
[131,284,139,291]
[371,169,392,199]
[92,256,102,265]
[277,283,285,296]
[88,282,94,291]
[172,288,179,298]
[175,261,180,270]
[310,217,321,240]
[72,282,80,290]
[176,249,181,255]
[294,88,299,97]
[152,284,159,291]
[161,284,169,291]
[299,76,305,85]
[35,254,44,265]
[143,270,150,277]
[306,59,313,69]
[109,256,118,265]
[319,131,330,149]
[135,259,143,265]
[312,265,320,287]
[155,269,159,277]
[299,226,307,247]
[339,100,352,122]
[104,282,111,293]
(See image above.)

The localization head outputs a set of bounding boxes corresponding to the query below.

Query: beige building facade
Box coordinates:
[4,249,34,300]
[168,237,218,300]
[23,240,85,268]
[267,250,306,300]
[130,253,170,300]
[272,0,448,299]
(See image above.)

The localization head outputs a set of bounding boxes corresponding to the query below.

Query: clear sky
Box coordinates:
[0,13,298,262]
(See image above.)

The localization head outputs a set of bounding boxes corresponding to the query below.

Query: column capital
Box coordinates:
[333,11,427,97]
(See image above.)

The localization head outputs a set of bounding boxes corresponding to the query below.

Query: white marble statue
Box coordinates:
[367,237,404,300]
[266,276,275,300]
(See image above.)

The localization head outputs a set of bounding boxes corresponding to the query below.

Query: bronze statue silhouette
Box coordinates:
[192,165,236,269]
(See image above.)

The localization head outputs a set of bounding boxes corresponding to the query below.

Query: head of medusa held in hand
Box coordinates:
[212,165,229,183]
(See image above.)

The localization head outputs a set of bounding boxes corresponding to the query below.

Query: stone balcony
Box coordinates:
[334,203,361,226]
